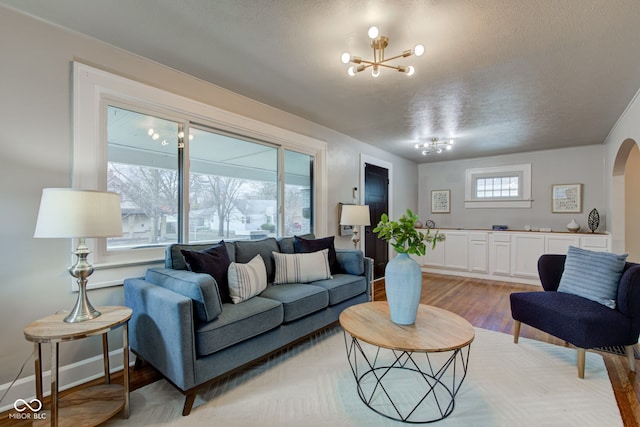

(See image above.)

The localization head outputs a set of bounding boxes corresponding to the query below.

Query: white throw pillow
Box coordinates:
[272,249,333,285]
[227,254,268,304]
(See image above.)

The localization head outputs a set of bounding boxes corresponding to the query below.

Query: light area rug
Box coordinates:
[105,327,622,427]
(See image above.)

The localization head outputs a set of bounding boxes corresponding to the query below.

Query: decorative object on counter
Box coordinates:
[492,225,508,231]
[425,219,436,229]
[373,209,445,325]
[524,225,531,231]
[539,227,552,232]
[552,183,582,213]
[588,208,600,233]
[566,219,580,233]
[413,220,423,228]
[431,189,450,213]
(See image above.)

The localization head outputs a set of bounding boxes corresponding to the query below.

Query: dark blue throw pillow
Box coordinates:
[294,235,339,274]
[181,242,232,303]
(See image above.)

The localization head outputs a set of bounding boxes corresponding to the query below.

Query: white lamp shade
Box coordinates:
[340,205,371,226]
[34,188,123,238]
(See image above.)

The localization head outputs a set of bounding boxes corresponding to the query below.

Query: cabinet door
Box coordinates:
[468,232,488,273]
[490,234,511,276]
[580,235,611,252]
[423,232,445,266]
[546,235,580,254]
[444,231,469,270]
[512,234,546,279]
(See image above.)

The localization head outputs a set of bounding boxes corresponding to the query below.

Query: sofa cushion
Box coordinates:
[195,296,283,356]
[235,237,280,282]
[166,241,235,270]
[558,246,628,309]
[278,233,315,254]
[272,249,332,284]
[294,235,339,274]
[228,254,268,304]
[310,274,367,305]
[145,268,223,322]
[260,283,328,322]
[181,242,232,303]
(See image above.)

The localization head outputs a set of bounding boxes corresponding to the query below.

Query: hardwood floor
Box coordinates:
[1,273,638,425]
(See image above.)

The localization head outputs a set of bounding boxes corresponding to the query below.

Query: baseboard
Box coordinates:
[0,348,133,412]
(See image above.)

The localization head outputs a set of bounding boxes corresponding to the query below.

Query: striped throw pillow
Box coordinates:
[557,246,628,309]
[227,254,268,304]
[272,249,333,285]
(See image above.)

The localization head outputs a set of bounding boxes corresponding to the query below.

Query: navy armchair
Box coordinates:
[510,254,640,378]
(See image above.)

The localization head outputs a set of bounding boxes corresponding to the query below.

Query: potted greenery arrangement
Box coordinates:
[373,209,444,324]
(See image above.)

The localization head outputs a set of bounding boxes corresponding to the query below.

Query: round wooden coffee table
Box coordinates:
[339,302,474,423]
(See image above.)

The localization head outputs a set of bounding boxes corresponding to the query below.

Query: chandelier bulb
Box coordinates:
[372,66,380,78]
[341,52,351,64]
[414,143,420,149]
[347,66,357,77]
[406,66,415,76]
[147,128,154,136]
[368,26,379,39]
[446,145,453,150]
[414,44,425,57]
[422,150,428,155]
[437,148,442,154]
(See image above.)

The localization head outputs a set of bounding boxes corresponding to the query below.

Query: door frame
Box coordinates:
[360,154,393,252]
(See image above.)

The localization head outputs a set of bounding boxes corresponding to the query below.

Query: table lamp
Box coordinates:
[34,188,122,322]
[340,204,371,248]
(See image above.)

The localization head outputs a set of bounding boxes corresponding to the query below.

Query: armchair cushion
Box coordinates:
[181,242,232,303]
[272,249,332,284]
[557,246,628,309]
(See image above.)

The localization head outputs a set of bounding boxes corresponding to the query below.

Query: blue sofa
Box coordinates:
[124,235,372,415]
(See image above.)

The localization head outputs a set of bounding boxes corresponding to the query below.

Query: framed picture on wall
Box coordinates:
[431,189,450,213]
[551,183,582,213]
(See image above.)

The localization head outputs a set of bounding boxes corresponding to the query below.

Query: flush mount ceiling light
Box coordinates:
[341,26,424,77]
[415,138,454,155]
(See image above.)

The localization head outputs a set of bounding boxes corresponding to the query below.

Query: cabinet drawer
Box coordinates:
[490,233,511,243]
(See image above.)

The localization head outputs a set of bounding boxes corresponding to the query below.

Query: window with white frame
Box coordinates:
[465,164,532,208]
[73,63,326,276]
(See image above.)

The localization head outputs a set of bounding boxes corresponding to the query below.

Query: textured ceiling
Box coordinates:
[3,0,640,163]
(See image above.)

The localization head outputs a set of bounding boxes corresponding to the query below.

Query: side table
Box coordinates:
[23,306,132,427]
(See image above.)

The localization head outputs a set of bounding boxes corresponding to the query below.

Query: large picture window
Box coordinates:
[74,62,326,286]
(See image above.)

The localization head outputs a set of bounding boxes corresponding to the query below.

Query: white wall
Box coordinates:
[418,145,606,232]
[0,6,417,401]
[604,89,640,253]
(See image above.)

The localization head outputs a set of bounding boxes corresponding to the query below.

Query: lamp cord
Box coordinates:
[0,350,35,406]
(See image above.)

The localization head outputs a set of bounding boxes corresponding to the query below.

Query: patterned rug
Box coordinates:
[105,327,622,426]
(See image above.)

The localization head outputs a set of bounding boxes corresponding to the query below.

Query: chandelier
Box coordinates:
[341,26,424,77]
[415,138,454,155]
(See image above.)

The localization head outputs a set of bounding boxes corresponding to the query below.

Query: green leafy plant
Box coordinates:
[372,209,444,256]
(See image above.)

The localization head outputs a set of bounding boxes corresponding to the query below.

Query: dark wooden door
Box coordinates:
[364,163,389,279]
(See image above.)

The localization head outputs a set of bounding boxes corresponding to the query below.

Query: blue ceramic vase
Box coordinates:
[384,252,422,325]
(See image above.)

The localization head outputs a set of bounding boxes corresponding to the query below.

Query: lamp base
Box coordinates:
[351,230,361,248]
[64,238,102,323]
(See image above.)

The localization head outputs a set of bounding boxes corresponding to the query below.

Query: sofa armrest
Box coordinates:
[617,264,640,319]
[124,277,198,390]
[336,249,373,299]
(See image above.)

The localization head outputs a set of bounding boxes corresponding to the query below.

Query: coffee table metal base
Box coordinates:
[343,332,471,423]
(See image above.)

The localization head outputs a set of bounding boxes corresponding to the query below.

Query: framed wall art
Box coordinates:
[431,189,450,213]
[551,183,582,213]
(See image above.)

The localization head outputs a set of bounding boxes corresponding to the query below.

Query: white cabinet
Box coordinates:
[418,229,611,285]
[423,234,445,267]
[468,232,488,273]
[511,234,546,279]
[443,231,469,270]
[546,234,581,254]
[489,233,511,276]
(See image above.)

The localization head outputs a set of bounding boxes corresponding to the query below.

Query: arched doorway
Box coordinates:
[612,138,640,262]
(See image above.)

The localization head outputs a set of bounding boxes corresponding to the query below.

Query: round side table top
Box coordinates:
[339,301,474,352]
[24,306,132,343]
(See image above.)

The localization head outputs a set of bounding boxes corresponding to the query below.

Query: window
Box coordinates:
[465,164,531,208]
[74,62,327,284]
